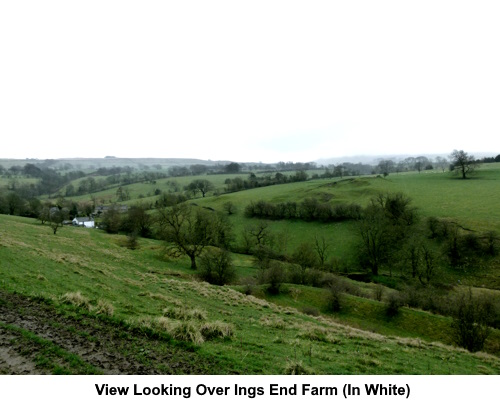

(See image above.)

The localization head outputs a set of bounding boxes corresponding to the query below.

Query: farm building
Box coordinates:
[72,216,95,228]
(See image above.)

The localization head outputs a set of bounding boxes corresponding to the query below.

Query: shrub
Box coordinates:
[373,284,384,301]
[386,292,402,317]
[198,248,235,286]
[306,269,324,287]
[483,231,499,256]
[291,242,318,270]
[326,282,344,313]
[261,261,285,294]
[451,290,490,352]
[223,201,236,215]
[125,232,139,250]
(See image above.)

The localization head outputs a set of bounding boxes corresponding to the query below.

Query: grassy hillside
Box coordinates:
[183,167,500,290]
[202,165,500,232]
[1,215,499,374]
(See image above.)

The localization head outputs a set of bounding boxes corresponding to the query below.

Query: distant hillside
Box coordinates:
[0,157,235,170]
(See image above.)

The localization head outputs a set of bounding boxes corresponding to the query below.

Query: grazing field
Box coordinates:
[1,214,500,374]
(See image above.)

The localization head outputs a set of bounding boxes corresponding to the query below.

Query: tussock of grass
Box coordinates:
[260,315,288,329]
[169,322,205,345]
[200,321,234,340]
[60,292,115,317]
[163,306,207,321]
[95,299,114,316]
[137,317,206,345]
[145,292,183,306]
[297,327,337,343]
[283,360,314,375]
[60,292,90,310]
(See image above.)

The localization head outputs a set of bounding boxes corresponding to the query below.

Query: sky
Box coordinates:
[1,1,499,163]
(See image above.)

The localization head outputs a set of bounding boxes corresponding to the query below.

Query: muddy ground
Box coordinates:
[0,290,219,374]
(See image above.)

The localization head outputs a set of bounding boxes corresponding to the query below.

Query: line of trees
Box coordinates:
[224,171,309,193]
[244,199,362,223]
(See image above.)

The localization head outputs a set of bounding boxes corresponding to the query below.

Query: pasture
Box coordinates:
[1,161,500,374]
[1,214,500,374]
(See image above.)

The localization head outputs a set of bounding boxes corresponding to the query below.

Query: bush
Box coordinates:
[484,231,499,256]
[326,282,344,313]
[291,242,318,270]
[198,249,235,286]
[373,284,384,301]
[125,232,139,250]
[386,292,402,317]
[451,291,490,352]
[259,261,285,294]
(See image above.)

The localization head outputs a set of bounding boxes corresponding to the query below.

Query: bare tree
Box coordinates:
[157,204,230,269]
[450,150,479,179]
[314,235,330,267]
[243,221,274,250]
[435,156,449,172]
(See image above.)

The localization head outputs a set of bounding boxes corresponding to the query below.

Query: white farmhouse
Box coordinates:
[72,216,95,228]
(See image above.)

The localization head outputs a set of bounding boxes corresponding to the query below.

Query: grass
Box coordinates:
[1,163,500,374]
[1,214,500,374]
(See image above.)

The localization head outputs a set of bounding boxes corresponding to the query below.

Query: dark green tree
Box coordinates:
[122,205,152,237]
[100,205,122,234]
[186,179,214,197]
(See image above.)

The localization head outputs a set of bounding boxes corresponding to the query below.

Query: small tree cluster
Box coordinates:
[224,171,309,193]
[427,218,499,269]
[358,193,418,275]
[185,179,214,198]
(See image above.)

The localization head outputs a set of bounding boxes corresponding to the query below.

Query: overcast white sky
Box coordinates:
[1,1,499,163]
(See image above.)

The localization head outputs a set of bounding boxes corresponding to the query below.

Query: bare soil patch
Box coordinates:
[0,290,218,374]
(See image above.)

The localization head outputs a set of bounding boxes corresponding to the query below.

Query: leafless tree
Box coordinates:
[450,150,479,179]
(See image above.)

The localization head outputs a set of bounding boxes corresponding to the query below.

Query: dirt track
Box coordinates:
[0,290,214,375]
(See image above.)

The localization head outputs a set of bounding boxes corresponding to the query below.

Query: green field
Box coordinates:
[1,213,500,374]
